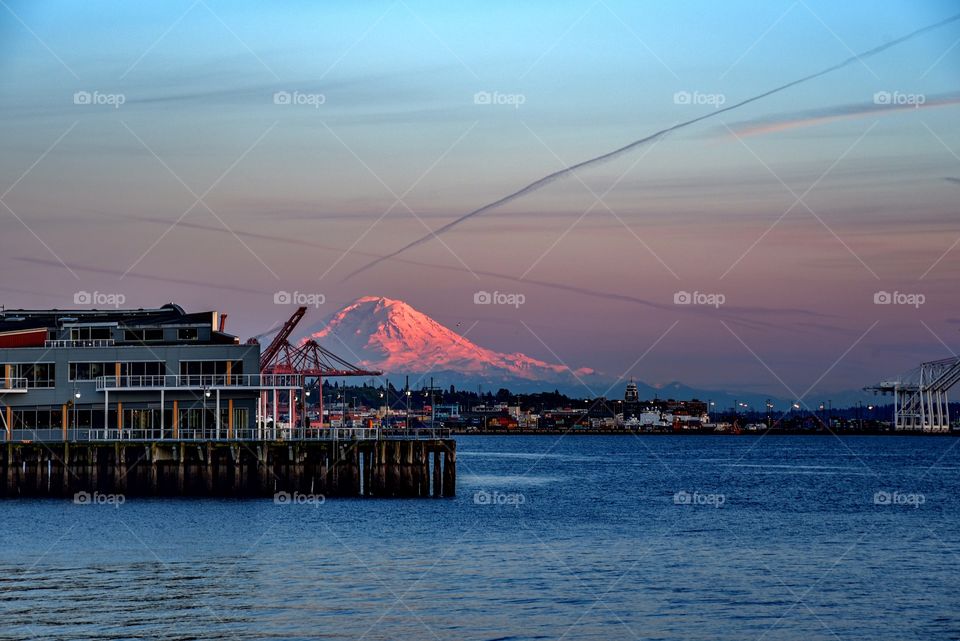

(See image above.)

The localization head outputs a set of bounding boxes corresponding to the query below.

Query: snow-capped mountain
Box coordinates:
[303,296,594,390]
[299,296,877,405]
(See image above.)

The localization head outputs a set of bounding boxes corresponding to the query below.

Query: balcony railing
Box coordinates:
[45,339,115,348]
[95,374,302,391]
[0,377,28,393]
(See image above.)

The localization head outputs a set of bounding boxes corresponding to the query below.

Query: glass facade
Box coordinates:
[3,363,56,387]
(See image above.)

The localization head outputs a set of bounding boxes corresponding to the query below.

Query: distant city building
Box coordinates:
[624,380,639,403]
[433,404,460,420]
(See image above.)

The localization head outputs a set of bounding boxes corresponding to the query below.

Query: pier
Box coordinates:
[0,431,456,498]
[0,305,458,499]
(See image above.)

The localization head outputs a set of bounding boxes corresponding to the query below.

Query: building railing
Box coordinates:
[0,425,450,442]
[0,377,28,393]
[95,374,303,391]
[45,339,115,348]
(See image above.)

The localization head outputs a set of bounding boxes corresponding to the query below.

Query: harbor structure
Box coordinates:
[868,357,960,432]
[0,304,455,497]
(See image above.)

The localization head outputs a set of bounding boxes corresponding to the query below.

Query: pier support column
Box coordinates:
[62,443,70,495]
[114,444,127,493]
[419,442,429,497]
[6,444,15,496]
[442,441,456,497]
[149,444,158,494]
[205,443,214,493]
[91,447,98,492]
[177,443,184,494]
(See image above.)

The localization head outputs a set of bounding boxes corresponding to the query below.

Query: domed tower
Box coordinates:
[625,379,639,403]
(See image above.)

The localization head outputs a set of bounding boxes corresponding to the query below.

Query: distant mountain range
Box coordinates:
[302,296,879,408]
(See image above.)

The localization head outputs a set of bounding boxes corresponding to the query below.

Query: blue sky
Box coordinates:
[1,0,958,397]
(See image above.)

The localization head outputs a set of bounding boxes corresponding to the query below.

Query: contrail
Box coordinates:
[342,12,960,280]
[121,214,828,331]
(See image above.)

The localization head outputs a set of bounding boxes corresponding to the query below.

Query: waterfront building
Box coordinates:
[0,304,299,441]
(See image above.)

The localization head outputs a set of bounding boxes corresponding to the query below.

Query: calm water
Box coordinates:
[2,435,959,641]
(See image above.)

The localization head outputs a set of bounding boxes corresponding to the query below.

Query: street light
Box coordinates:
[405,389,412,430]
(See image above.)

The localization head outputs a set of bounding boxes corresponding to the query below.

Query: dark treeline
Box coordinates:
[311,380,576,411]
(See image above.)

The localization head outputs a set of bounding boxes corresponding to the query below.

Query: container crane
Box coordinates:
[249,306,382,430]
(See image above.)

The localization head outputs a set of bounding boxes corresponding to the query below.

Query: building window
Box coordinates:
[123,328,164,342]
[177,327,198,341]
[122,361,167,377]
[179,360,243,382]
[69,362,112,381]
[4,363,56,387]
[70,326,112,341]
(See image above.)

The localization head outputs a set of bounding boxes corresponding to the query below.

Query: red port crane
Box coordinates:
[250,306,382,429]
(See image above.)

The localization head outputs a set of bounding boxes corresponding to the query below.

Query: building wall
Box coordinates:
[0,343,261,433]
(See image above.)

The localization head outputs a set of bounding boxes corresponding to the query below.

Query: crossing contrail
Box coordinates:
[342,11,960,281]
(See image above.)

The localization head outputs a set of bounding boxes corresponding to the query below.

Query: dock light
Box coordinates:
[74,392,81,399]
[204,390,211,398]
[305,391,310,397]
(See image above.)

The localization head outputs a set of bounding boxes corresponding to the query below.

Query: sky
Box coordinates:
[0,0,958,399]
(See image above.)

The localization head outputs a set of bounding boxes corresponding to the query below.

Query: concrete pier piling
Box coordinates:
[0,439,457,498]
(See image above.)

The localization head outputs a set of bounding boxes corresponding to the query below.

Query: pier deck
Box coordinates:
[1,437,456,498]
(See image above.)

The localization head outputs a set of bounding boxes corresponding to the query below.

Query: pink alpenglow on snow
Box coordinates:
[307,296,594,382]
